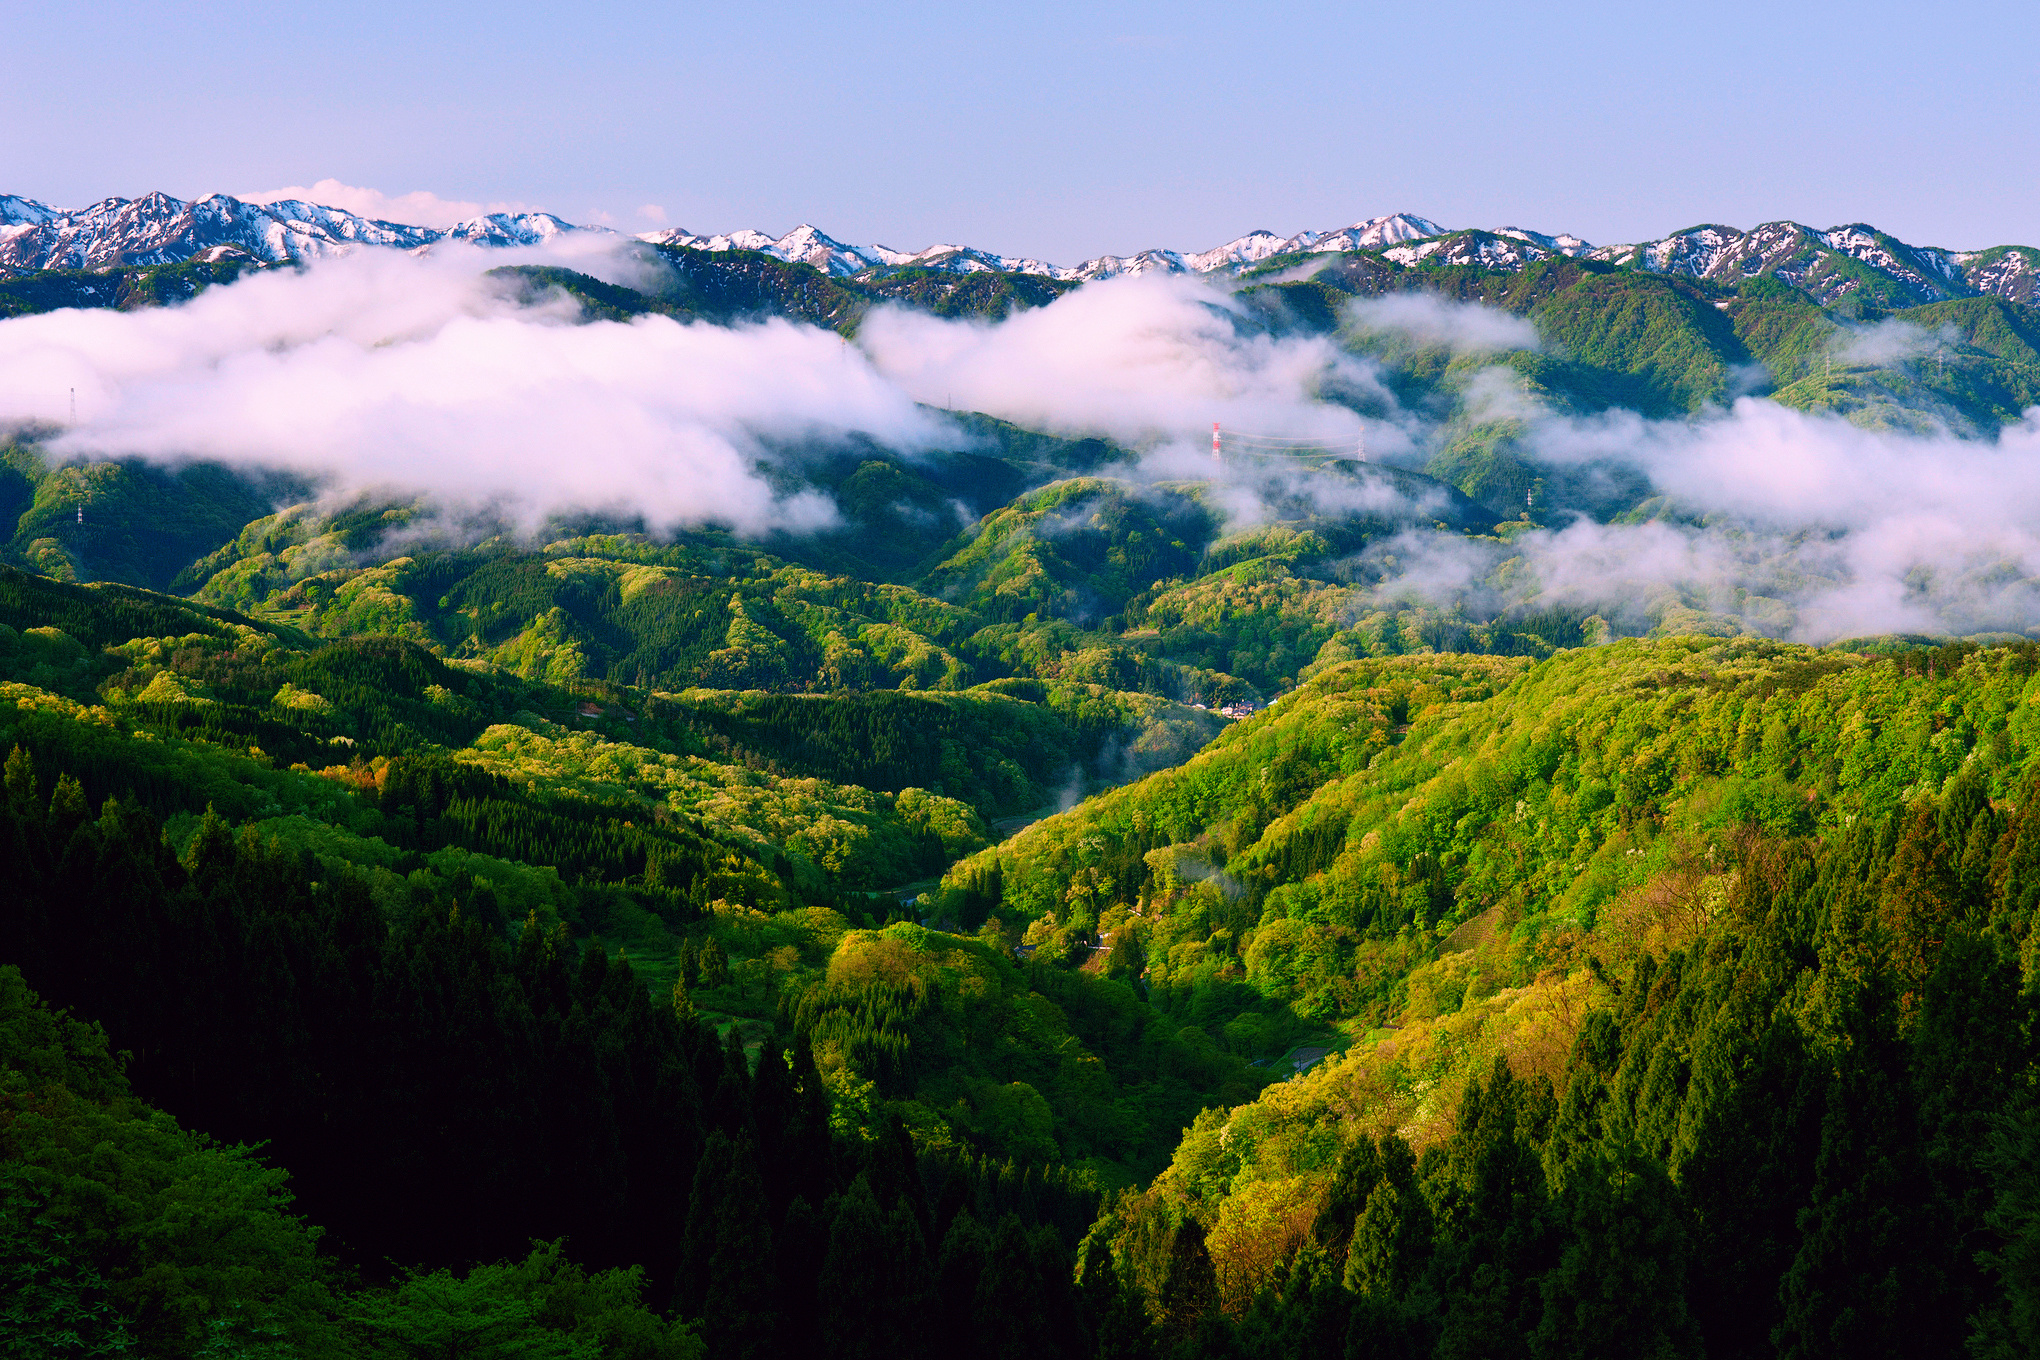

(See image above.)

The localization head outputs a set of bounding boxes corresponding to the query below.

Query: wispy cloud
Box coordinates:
[10,249,2040,645]
[238,179,534,229]
[0,240,948,536]
[1346,292,1542,354]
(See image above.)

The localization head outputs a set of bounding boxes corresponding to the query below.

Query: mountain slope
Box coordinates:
[996,635,2040,1352]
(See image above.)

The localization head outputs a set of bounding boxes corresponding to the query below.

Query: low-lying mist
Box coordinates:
[1405,368,2040,642]
[4,239,2039,645]
[0,243,939,536]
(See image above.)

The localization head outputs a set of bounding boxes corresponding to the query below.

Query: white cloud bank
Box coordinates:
[238,179,536,229]
[1345,292,1542,354]
[0,243,949,535]
[7,248,2040,644]
[859,273,1390,455]
[1357,372,2040,642]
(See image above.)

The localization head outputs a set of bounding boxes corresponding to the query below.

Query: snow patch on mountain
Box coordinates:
[1181,230,1290,273]
[1953,247,2040,305]
[634,223,889,276]
[0,196,56,227]
[1309,213,1445,253]
[1496,226,1592,256]
[1580,220,2001,306]
[1068,249,1188,282]
[443,212,590,249]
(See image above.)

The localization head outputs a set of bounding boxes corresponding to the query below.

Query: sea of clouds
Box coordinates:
[4,233,2038,642]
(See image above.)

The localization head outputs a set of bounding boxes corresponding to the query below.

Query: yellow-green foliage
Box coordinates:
[459,722,987,889]
[684,901,855,1017]
[1137,565,1354,691]
[490,605,591,684]
[541,556,682,604]
[0,682,365,827]
[0,623,95,692]
[1043,635,2040,1302]
[296,560,432,642]
[977,636,2040,1035]
[23,537,79,582]
[793,919,1257,1178]
[133,670,212,705]
[919,477,1206,625]
[944,652,1520,923]
[271,682,331,712]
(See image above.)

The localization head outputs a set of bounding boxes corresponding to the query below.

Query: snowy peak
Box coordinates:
[638,227,781,255]
[1495,226,1592,256]
[1068,214,1446,282]
[886,244,1064,277]
[1382,229,1566,271]
[0,195,56,227]
[444,212,588,248]
[1330,213,1444,249]
[1587,223,1743,275]
[1951,247,2040,306]
[1068,248,1189,282]
[631,210,1459,285]
[635,223,887,276]
[633,223,1066,280]
[1183,230,1292,274]
[769,224,889,275]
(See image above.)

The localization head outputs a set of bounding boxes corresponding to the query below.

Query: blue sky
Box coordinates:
[6,0,2035,261]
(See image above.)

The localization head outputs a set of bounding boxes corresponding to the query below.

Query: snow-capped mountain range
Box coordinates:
[0,191,579,276]
[631,211,1447,283]
[3,189,2037,308]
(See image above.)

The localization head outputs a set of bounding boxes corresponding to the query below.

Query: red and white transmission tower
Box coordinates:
[1212,422,1222,466]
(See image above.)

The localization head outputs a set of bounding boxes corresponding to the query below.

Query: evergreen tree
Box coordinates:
[1077,1232,1153,1360]
[774,1196,829,1358]
[1775,1027,1960,1360]
[701,1135,776,1360]
[818,1176,895,1360]
[937,1208,990,1351]
[1153,1216,1218,1343]
[677,1133,734,1319]
[1969,1104,2040,1359]
[709,1026,752,1138]
[1529,1146,1699,1360]
[1316,1136,1384,1257]
[698,940,729,990]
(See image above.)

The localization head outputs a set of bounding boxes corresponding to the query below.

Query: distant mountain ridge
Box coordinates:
[0,190,585,276]
[639,212,1449,282]
[4,189,2038,307]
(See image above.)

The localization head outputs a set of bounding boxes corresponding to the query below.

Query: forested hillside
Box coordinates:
[0,554,1244,1355]
[944,637,2040,1357]
[9,581,2040,1354]
[5,236,2040,1358]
